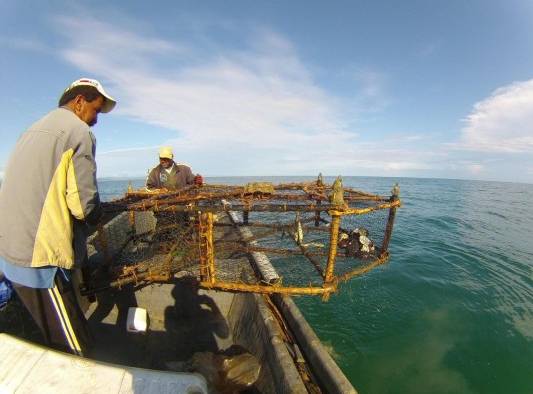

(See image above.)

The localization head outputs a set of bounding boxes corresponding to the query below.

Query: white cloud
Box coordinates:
[404,134,426,142]
[467,164,484,174]
[459,80,533,153]
[51,15,427,176]
[352,69,387,99]
[55,16,343,142]
[96,147,159,178]
[46,13,533,182]
[0,8,531,182]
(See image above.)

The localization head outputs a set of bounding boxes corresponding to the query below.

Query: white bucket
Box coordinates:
[126,307,148,333]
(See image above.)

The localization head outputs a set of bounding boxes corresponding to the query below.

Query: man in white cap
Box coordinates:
[0,78,116,356]
[146,146,203,190]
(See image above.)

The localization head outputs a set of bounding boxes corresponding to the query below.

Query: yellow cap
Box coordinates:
[159,146,174,159]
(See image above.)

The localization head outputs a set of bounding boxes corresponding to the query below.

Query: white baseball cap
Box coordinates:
[65,78,117,113]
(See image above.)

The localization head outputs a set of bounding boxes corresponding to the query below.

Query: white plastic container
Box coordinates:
[126,307,148,333]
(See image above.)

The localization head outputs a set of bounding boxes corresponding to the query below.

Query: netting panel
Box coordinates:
[83,179,399,299]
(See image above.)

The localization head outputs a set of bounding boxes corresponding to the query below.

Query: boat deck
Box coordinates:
[87,282,236,370]
[1,209,357,393]
[85,212,258,370]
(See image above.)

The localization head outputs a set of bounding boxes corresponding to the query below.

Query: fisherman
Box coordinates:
[145,146,203,190]
[0,78,116,356]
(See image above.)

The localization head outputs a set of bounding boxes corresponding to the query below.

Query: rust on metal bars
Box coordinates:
[85,175,401,301]
[199,281,336,295]
[324,212,341,283]
[322,211,341,301]
[198,212,212,282]
[381,183,401,255]
[314,173,324,227]
[336,252,390,283]
[205,212,216,284]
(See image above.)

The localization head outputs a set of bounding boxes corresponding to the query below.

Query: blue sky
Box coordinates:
[1,1,533,183]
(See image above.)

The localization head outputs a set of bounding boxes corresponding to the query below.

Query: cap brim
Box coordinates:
[96,86,116,113]
[100,97,116,113]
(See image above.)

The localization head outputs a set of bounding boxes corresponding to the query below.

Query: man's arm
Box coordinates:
[146,167,160,189]
[182,165,202,186]
[185,166,195,185]
[66,130,101,225]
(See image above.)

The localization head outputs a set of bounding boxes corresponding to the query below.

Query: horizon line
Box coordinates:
[96,174,533,186]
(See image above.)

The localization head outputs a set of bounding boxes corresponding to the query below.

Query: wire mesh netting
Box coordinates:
[82,178,400,299]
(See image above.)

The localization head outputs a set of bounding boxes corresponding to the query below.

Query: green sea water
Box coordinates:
[99,176,533,394]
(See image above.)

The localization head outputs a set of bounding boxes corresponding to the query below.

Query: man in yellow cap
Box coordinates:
[146,146,203,190]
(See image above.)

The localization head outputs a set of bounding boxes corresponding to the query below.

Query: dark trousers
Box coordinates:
[13,272,91,356]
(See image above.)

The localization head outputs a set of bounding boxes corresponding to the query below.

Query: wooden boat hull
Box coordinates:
[2,210,356,393]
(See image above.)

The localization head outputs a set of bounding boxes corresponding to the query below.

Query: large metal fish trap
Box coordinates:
[85,175,400,301]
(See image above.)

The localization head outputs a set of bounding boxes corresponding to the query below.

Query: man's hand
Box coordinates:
[194,174,203,186]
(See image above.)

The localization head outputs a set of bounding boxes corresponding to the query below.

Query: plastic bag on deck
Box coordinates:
[0,276,13,310]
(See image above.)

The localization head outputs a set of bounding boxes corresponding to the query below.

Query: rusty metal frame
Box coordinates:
[93,177,401,301]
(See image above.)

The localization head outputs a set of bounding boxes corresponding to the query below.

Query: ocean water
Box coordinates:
[99,176,533,394]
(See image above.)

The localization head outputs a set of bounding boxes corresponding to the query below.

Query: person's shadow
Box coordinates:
[88,285,138,326]
[163,278,230,361]
[86,284,139,364]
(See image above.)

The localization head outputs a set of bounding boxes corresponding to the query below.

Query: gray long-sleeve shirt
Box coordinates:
[0,107,101,269]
